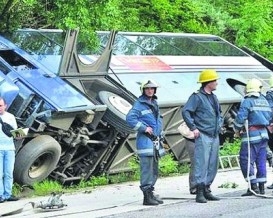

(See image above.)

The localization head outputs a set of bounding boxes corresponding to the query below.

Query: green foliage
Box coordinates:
[177,162,191,174]
[14,154,188,197]
[128,156,140,172]
[219,138,241,156]
[219,139,241,169]
[128,155,141,180]
[32,179,64,196]
[0,0,273,61]
[159,153,179,176]
[224,0,273,54]
[218,182,238,189]
[12,182,22,196]
[108,172,139,184]
[77,176,109,189]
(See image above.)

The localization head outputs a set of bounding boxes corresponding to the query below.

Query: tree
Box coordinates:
[0,0,272,60]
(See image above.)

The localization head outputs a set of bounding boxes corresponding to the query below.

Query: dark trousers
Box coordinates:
[194,133,219,185]
[139,156,158,191]
[239,140,267,183]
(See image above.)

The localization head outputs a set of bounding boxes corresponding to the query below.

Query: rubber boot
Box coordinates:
[259,183,265,195]
[204,186,220,201]
[150,187,164,204]
[143,190,159,206]
[152,192,164,204]
[195,183,207,203]
[241,183,259,196]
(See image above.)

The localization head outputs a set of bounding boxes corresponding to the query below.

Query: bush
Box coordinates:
[78,176,109,188]
[219,138,241,156]
[159,153,179,176]
[33,180,63,196]
[177,162,191,174]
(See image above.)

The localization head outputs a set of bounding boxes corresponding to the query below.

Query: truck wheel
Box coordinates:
[98,91,135,134]
[14,135,61,186]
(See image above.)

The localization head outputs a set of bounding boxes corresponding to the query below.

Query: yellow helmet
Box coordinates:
[198,69,219,83]
[140,79,159,94]
[269,75,273,87]
[246,78,262,93]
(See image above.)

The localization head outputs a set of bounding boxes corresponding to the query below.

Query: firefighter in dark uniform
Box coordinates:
[126,79,165,206]
[233,78,272,195]
[182,69,222,203]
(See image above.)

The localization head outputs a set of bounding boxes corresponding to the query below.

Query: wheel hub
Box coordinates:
[108,95,132,115]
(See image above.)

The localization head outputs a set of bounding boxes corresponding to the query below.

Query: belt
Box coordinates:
[248,125,265,131]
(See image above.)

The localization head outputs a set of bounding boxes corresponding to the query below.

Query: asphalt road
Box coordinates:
[2,168,273,217]
[107,191,273,218]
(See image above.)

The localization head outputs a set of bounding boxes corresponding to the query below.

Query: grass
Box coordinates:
[218,182,239,189]
[32,180,64,196]
[13,139,241,198]
[219,138,241,156]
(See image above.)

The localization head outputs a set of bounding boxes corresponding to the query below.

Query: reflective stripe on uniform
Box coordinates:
[141,109,152,115]
[133,121,142,130]
[242,135,265,142]
[245,175,256,181]
[250,106,272,112]
[137,148,154,155]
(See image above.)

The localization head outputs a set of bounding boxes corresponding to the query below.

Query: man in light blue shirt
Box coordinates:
[0,97,19,203]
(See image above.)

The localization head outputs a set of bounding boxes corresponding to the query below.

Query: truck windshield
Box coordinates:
[4,29,65,74]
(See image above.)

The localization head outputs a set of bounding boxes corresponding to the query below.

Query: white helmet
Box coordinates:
[140,80,159,94]
[246,78,262,93]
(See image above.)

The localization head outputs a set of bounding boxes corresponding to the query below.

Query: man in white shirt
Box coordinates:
[0,97,19,203]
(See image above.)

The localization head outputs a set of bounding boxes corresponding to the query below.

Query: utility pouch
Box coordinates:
[145,133,160,161]
[152,136,160,162]
[0,118,14,137]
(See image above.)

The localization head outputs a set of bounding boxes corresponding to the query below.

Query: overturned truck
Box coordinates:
[0,29,272,185]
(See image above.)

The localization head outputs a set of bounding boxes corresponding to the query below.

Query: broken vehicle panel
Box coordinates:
[2,29,272,185]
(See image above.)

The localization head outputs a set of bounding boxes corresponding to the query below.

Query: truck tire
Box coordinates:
[97,91,135,134]
[14,135,61,186]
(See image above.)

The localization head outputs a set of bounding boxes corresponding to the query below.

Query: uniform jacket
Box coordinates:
[233,93,272,143]
[182,88,222,137]
[126,94,165,157]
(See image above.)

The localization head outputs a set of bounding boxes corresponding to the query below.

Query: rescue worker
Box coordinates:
[182,69,222,203]
[265,75,273,189]
[233,78,272,196]
[126,79,165,206]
